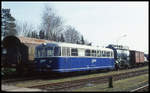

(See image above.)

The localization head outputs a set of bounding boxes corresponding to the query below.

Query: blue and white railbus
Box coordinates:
[34,42,115,72]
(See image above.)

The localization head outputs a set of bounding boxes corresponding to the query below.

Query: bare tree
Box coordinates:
[64,25,81,44]
[60,34,65,42]
[40,5,64,41]
[84,39,91,45]
[16,20,35,37]
[39,30,45,39]
[81,35,85,44]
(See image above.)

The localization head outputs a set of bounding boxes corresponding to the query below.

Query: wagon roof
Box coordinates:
[18,36,53,44]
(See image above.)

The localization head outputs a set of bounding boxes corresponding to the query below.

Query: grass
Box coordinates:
[72,74,149,92]
[14,66,148,87]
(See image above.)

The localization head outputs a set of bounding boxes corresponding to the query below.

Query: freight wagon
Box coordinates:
[129,50,145,66]
[2,36,53,73]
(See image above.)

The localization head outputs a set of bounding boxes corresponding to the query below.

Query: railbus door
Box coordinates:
[90,50,97,68]
[61,47,71,72]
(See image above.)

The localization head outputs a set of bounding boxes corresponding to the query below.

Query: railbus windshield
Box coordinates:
[35,46,61,58]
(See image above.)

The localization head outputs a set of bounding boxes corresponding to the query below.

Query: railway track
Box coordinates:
[130,84,149,92]
[2,76,40,84]
[2,73,60,84]
[28,69,148,91]
[2,65,147,84]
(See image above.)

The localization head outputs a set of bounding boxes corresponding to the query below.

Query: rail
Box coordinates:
[130,84,149,92]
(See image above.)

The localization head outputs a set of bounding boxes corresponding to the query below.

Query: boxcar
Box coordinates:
[34,42,115,72]
[130,50,145,66]
[2,36,53,73]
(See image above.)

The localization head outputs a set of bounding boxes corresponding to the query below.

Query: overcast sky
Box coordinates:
[2,1,149,53]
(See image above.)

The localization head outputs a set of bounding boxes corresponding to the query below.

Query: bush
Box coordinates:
[1,68,16,76]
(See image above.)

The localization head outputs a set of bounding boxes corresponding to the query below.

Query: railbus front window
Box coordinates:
[46,47,61,57]
[36,49,41,58]
[36,48,46,58]
[47,47,54,56]
[42,48,46,57]
[39,49,42,57]
[40,48,46,57]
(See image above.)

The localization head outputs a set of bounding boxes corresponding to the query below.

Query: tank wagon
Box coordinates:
[34,42,115,72]
[106,44,130,69]
[2,36,53,73]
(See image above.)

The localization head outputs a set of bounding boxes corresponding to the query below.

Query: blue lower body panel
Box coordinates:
[35,57,115,72]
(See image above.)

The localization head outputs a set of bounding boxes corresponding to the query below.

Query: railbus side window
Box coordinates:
[104,51,107,57]
[71,48,78,56]
[54,47,61,56]
[97,51,100,57]
[62,47,68,56]
[67,48,70,56]
[111,52,113,57]
[78,48,85,56]
[97,50,101,57]
[99,51,102,57]
[92,50,96,57]
[101,51,103,57]
[102,51,106,57]
[110,52,112,57]
[106,51,110,57]
[85,49,91,56]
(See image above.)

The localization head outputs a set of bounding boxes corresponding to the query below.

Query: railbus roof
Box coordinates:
[37,42,113,52]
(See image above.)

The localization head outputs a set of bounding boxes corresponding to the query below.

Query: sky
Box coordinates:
[2,1,149,53]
